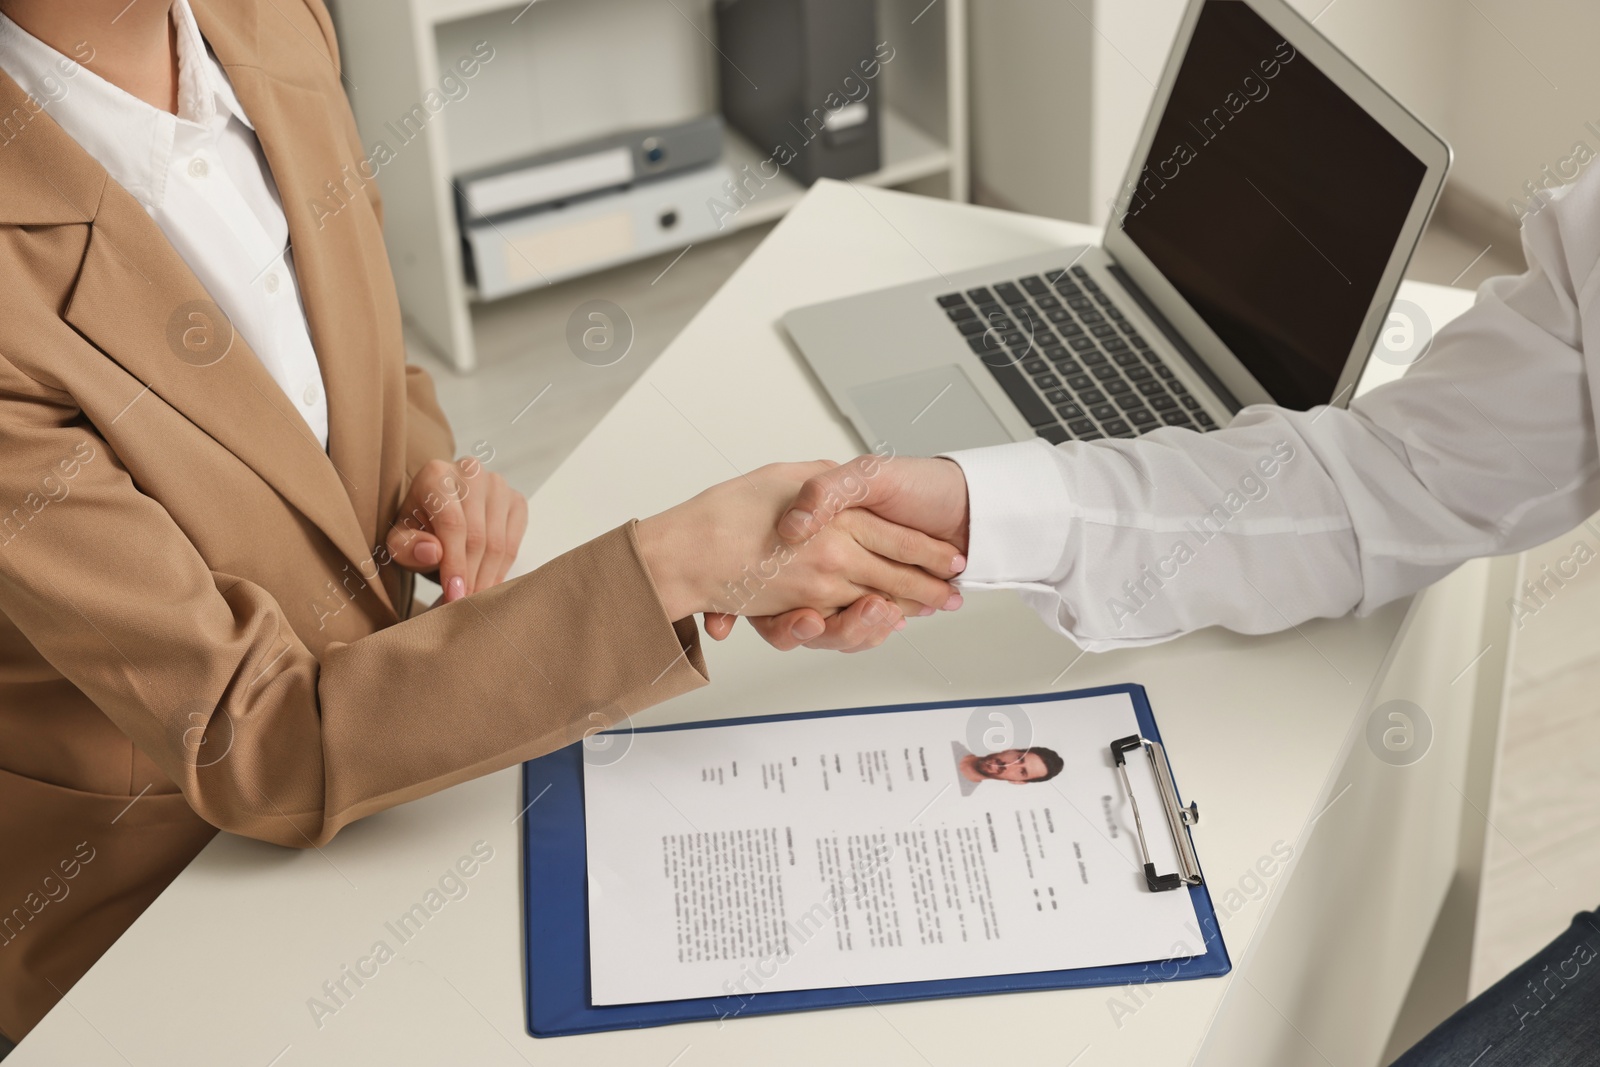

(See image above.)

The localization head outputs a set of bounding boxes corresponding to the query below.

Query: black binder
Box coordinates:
[715,0,883,184]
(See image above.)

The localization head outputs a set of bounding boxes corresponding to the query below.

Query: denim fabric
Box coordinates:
[1392,907,1600,1066]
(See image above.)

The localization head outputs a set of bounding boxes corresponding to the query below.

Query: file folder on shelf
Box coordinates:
[520,683,1230,1038]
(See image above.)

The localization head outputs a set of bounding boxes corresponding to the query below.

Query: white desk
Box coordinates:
[12,183,1511,1066]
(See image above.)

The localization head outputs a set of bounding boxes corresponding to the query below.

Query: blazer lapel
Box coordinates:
[223,69,390,567]
[62,178,396,618]
[196,2,393,589]
[0,59,400,619]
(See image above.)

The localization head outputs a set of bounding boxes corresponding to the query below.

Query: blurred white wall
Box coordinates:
[969,0,1591,242]
[1450,0,1600,223]
[967,2,1094,218]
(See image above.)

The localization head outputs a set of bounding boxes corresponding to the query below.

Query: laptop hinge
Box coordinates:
[1105,263,1241,414]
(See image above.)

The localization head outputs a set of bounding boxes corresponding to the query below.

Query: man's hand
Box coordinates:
[780,454,970,551]
[635,461,966,652]
[386,457,529,604]
[707,455,972,650]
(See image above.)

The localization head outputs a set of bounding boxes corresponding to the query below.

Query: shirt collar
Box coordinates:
[172,0,254,132]
[0,0,255,210]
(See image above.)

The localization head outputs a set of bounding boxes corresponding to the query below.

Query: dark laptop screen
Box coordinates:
[1118,0,1426,411]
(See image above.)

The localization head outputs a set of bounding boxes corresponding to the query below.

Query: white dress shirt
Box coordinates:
[948,164,1600,652]
[0,0,331,448]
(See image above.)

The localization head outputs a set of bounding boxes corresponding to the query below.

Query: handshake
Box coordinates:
[386,450,972,653]
[634,453,973,653]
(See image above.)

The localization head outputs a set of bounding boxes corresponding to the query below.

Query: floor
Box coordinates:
[1473,530,1600,994]
[406,223,773,499]
[405,201,1584,1009]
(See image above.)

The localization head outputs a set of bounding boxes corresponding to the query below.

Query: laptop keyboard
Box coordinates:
[939,264,1217,443]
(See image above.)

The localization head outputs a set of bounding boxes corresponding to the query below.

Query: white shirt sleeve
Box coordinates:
[945,167,1600,653]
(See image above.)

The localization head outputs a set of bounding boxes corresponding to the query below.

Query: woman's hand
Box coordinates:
[386,457,529,604]
[741,455,973,650]
[635,462,965,648]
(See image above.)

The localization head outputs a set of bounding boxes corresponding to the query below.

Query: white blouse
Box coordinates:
[0,0,331,449]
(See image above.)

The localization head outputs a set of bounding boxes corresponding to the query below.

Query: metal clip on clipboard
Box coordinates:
[1111,734,1203,892]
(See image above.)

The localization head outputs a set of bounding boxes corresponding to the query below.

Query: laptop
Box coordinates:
[782,0,1450,455]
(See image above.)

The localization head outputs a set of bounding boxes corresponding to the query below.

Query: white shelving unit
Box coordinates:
[334,0,969,372]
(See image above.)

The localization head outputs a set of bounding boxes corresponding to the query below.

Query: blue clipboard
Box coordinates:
[520,683,1230,1037]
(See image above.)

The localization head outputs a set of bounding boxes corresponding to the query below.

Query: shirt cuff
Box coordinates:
[942,438,1075,585]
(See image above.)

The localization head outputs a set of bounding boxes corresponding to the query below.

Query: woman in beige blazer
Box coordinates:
[0,0,965,1041]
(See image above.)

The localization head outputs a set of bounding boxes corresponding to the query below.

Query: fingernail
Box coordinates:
[943,593,963,611]
[918,604,935,617]
[893,617,907,631]
[952,554,967,574]
[792,617,825,641]
[447,576,466,602]
[417,541,441,566]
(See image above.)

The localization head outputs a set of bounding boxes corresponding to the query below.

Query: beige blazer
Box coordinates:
[0,0,707,1039]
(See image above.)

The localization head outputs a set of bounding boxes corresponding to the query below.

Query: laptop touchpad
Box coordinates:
[849,365,1013,456]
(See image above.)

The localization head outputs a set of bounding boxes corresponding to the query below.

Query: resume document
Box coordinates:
[583,692,1204,1005]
